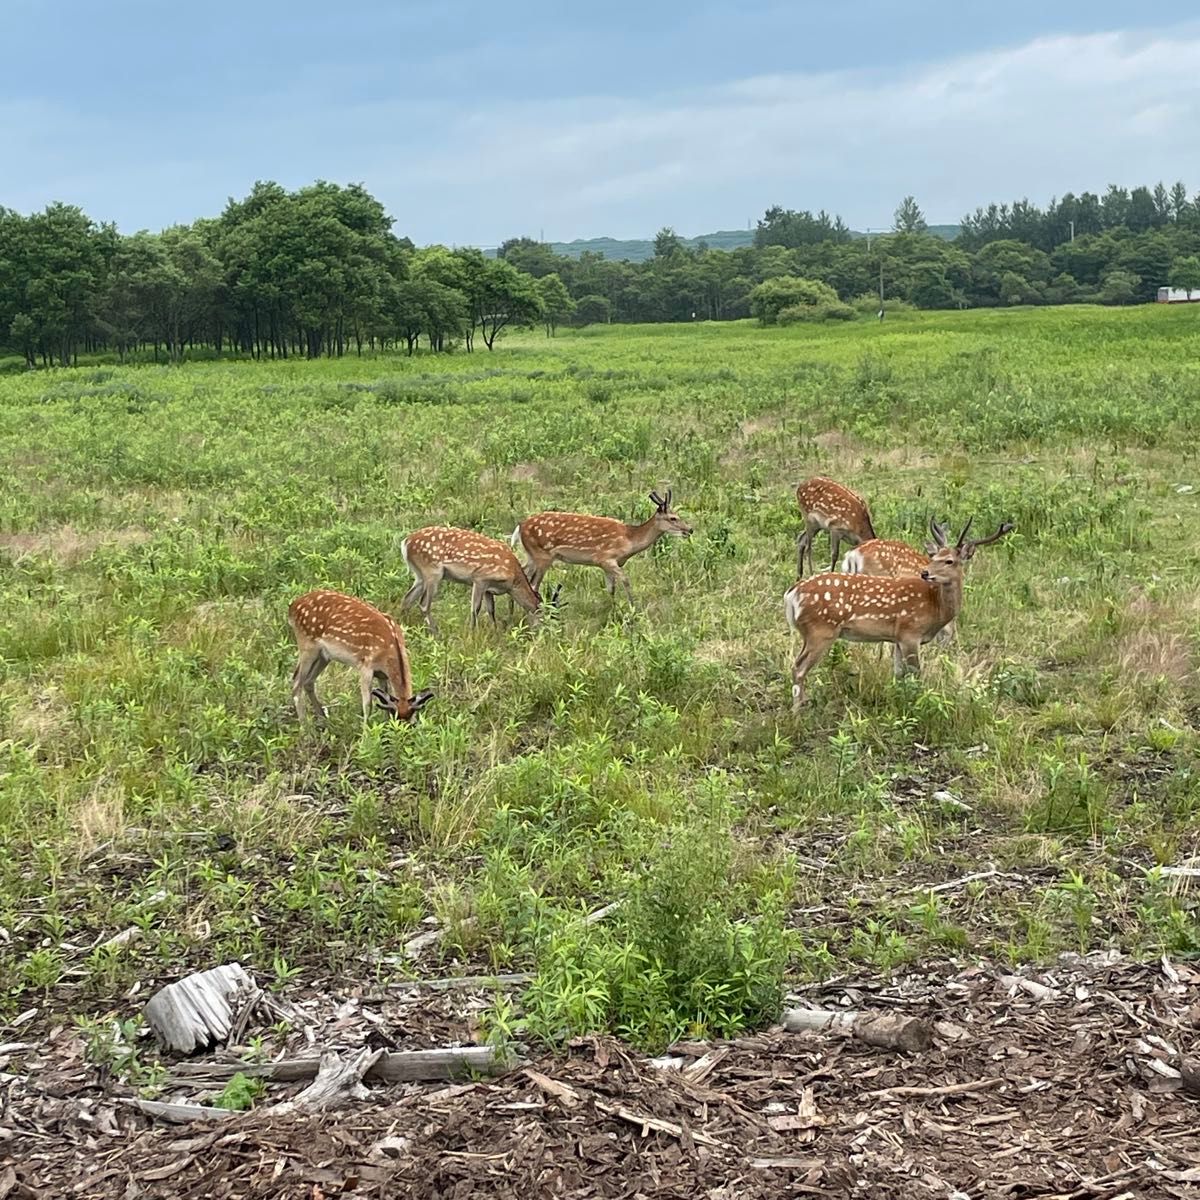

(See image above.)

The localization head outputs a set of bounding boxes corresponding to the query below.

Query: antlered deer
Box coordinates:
[400,526,553,634]
[841,519,1014,643]
[514,489,692,605]
[795,476,876,575]
[784,519,1010,711]
[288,589,433,724]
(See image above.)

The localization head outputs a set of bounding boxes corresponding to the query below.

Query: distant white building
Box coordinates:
[1156,286,1200,303]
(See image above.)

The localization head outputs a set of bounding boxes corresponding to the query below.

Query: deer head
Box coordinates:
[369,688,435,721]
[648,489,692,537]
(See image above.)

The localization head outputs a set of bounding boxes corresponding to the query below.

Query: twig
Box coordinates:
[863,1077,1003,1100]
[595,1100,728,1149]
[389,973,530,993]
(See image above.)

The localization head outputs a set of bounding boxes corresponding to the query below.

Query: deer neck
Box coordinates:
[929,575,963,632]
[626,516,663,555]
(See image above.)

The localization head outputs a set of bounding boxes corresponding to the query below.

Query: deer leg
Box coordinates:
[828,532,842,573]
[894,639,922,679]
[935,621,954,645]
[484,590,498,625]
[292,646,323,720]
[469,579,487,628]
[401,579,424,611]
[419,574,442,635]
[301,653,330,722]
[796,529,810,577]
[606,563,635,606]
[791,630,837,711]
[359,665,378,723]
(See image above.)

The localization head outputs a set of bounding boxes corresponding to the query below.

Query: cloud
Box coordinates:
[377,23,1200,242]
[4,23,1200,243]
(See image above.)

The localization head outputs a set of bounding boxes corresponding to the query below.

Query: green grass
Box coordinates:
[2,305,1200,1052]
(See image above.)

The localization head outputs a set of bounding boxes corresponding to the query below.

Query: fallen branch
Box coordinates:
[863,1077,1003,1100]
[595,1100,728,1149]
[522,1068,582,1109]
[583,900,622,926]
[169,1044,510,1087]
[123,1098,236,1124]
[782,1008,933,1053]
[389,973,531,993]
[998,974,1060,1003]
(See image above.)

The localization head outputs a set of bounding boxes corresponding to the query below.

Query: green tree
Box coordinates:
[749,276,845,324]
[653,227,684,259]
[1099,269,1140,305]
[474,258,542,349]
[536,273,574,336]
[572,294,612,325]
[893,195,927,235]
[1169,255,1200,296]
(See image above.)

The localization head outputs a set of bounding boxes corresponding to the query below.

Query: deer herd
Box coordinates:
[288,476,1012,725]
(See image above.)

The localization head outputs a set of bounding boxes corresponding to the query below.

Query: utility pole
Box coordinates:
[1069,220,1075,242]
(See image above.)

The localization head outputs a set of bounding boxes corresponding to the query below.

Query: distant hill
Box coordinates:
[482,224,959,262]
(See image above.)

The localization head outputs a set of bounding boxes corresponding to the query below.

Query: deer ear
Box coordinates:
[649,491,664,509]
[371,687,395,710]
[410,690,434,711]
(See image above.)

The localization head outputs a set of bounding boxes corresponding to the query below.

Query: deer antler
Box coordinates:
[967,520,1015,550]
[955,517,975,548]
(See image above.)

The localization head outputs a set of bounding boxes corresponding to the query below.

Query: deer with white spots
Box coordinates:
[400,526,553,634]
[513,489,692,605]
[288,589,433,724]
[840,519,1015,644]
[784,518,1011,711]
[795,476,876,575]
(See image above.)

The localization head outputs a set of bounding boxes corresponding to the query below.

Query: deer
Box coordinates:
[795,476,877,576]
[783,518,1011,711]
[400,526,557,634]
[288,589,433,724]
[513,489,692,606]
[840,518,1015,644]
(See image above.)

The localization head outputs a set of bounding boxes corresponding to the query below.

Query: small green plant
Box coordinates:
[214,1071,265,1111]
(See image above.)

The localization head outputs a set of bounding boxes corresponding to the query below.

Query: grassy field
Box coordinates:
[2,305,1200,1056]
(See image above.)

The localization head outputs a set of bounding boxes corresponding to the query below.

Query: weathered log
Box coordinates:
[264,1047,382,1115]
[144,963,257,1054]
[168,1044,509,1087]
[782,1007,933,1053]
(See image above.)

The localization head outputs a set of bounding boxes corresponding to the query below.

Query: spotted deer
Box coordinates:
[784,519,1011,711]
[288,589,433,724]
[400,526,554,634]
[841,519,1014,644]
[513,489,692,605]
[795,476,876,576]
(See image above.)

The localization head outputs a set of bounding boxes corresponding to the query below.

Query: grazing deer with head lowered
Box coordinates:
[795,476,876,576]
[514,489,692,605]
[400,526,555,634]
[784,518,1010,711]
[288,589,433,724]
[841,519,1015,643]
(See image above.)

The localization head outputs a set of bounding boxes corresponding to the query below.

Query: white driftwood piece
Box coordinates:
[144,963,258,1053]
[782,1007,933,1053]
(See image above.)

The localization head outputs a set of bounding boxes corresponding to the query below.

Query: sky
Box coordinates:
[2,1,1199,246]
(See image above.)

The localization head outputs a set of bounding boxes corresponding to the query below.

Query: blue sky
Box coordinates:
[2,1,1198,244]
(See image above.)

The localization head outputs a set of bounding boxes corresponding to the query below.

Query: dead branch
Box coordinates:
[389,973,531,993]
[782,1007,933,1053]
[594,1100,728,1149]
[168,1044,510,1088]
[863,1077,1004,1100]
[522,1068,582,1108]
[123,1098,236,1124]
[264,1047,382,1115]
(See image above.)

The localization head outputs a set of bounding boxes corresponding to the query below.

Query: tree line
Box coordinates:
[3,180,1200,367]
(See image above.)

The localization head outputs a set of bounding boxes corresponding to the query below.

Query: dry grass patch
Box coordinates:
[0,525,150,567]
[73,781,128,857]
[1117,593,1194,685]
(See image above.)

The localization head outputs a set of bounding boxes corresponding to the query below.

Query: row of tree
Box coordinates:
[3,180,1200,367]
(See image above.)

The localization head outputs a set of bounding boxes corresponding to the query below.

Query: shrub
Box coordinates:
[777,300,856,325]
[850,292,916,316]
[749,276,842,325]
[517,821,791,1050]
